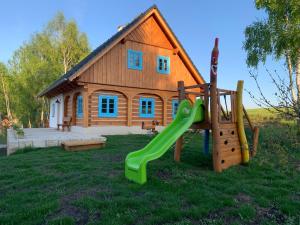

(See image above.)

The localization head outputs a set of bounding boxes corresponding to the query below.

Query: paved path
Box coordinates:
[7,128,106,155]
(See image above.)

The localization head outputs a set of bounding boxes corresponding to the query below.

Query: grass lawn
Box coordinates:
[0,124,299,225]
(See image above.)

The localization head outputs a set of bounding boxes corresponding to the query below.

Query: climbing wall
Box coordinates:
[218,123,242,170]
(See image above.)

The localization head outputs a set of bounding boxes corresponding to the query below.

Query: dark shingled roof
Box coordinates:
[39,4,203,97]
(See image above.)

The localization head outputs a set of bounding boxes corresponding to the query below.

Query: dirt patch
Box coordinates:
[45,188,100,225]
[204,207,237,225]
[235,193,252,204]
[156,169,172,180]
[251,206,286,224]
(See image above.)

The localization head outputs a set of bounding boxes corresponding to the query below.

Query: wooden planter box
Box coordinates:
[61,140,106,152]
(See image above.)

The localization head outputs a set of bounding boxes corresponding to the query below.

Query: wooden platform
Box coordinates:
[62,140,106,152]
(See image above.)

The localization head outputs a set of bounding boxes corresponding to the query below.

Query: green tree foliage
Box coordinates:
[0,63,12,119]
[9,12,90,127]
[243,0,300,124]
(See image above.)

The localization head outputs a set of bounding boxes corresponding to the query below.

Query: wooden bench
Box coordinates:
[57,116,72,131]
[141,120,159,134]
[61,140,106,151]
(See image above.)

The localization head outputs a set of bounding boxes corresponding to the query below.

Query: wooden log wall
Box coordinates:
[132,93,163,126]
[89,90,127,126]
[78,15,199,92]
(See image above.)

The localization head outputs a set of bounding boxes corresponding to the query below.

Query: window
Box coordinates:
[51,103,55,117]
[127,49,143,70]
[77,95,83,118]
[172,100,179,119]
[157,56,170,74]
[139,97,155,118]
[98,95,118,117]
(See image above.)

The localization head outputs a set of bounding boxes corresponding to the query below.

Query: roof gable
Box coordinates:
[39,5,204,97]
[126,15,173,49]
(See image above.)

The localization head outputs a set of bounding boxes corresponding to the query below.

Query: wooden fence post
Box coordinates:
[174,81,185,162]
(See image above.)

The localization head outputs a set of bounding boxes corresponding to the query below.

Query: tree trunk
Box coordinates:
[295,55,300,135]
[0,71,12,121]
[286,53,297,103]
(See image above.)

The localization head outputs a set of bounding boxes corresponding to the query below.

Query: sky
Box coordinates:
[0,0,283,108]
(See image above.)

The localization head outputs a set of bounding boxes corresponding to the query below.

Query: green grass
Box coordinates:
[0,129,6,144]
[0,123,299,225]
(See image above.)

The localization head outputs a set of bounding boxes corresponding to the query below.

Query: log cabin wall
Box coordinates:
[63,88,84,126]
[89,90,127,126]
[132,93,163,126]
[58,14,203,128]
[166,97,178,124]
[78,15,199,92]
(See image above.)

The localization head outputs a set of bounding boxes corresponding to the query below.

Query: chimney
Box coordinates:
[117,25,126,31]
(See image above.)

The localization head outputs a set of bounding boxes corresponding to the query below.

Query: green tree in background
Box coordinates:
[46,12,90,74]
[0,63,12,121]
[9,12,90,127]
[243,0,300,128]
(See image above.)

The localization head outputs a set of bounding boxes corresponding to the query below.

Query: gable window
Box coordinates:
[98,95,118,117]
[128,49,143,70]
[139,97,155,118]
[51,103,56,117]
[77,95,83,118]
[157,56,170,74]
[172,99,179,119]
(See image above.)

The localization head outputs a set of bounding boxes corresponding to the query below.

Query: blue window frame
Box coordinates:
[77,95,83,118]
[98,95,118,117]
[139,97,155,118]
[157,56,170,74]
[127,49,143,70]
[172,99,179,119]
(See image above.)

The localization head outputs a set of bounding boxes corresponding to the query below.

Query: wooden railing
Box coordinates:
[177,81,210,125]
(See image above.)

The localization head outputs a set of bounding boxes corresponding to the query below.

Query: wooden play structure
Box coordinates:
[174,38,260,172]
[125,38,260,185]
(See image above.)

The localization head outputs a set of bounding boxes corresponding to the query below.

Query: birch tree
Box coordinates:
[244,0,300,131]
[9,12,90,127]
[0,63,12,121]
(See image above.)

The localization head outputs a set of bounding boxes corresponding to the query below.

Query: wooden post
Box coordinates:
[252,126,259,157]
[174,81,185,162]
[83,87,89,127]
[163,97,168,126]
[72,94,77,126]
[127,95,132,126]
[210,38,222,172]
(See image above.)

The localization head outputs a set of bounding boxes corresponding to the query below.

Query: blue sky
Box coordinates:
[0,0,281,108]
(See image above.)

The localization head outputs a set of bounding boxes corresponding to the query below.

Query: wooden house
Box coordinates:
[39,5,205,132]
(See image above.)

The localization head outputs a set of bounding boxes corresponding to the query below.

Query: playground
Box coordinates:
[0,125,299,224]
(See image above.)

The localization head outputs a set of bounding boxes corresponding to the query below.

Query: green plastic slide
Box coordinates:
[125,99,205,184]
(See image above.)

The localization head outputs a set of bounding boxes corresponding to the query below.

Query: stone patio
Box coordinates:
[7,128,106,155]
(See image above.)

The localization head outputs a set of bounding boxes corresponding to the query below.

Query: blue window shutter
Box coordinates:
[98,95,102,117]
[172,99,179,119]
[113,96,118,117]
[139,97,155,118]
[98,95,118,118]
[128,49,143,70]
[77,95,83,118]
[157,56,170,74]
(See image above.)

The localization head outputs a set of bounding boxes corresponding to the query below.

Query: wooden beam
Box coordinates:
[174,81,185,162]
[127,95,132,126]
[163,97,168,126]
